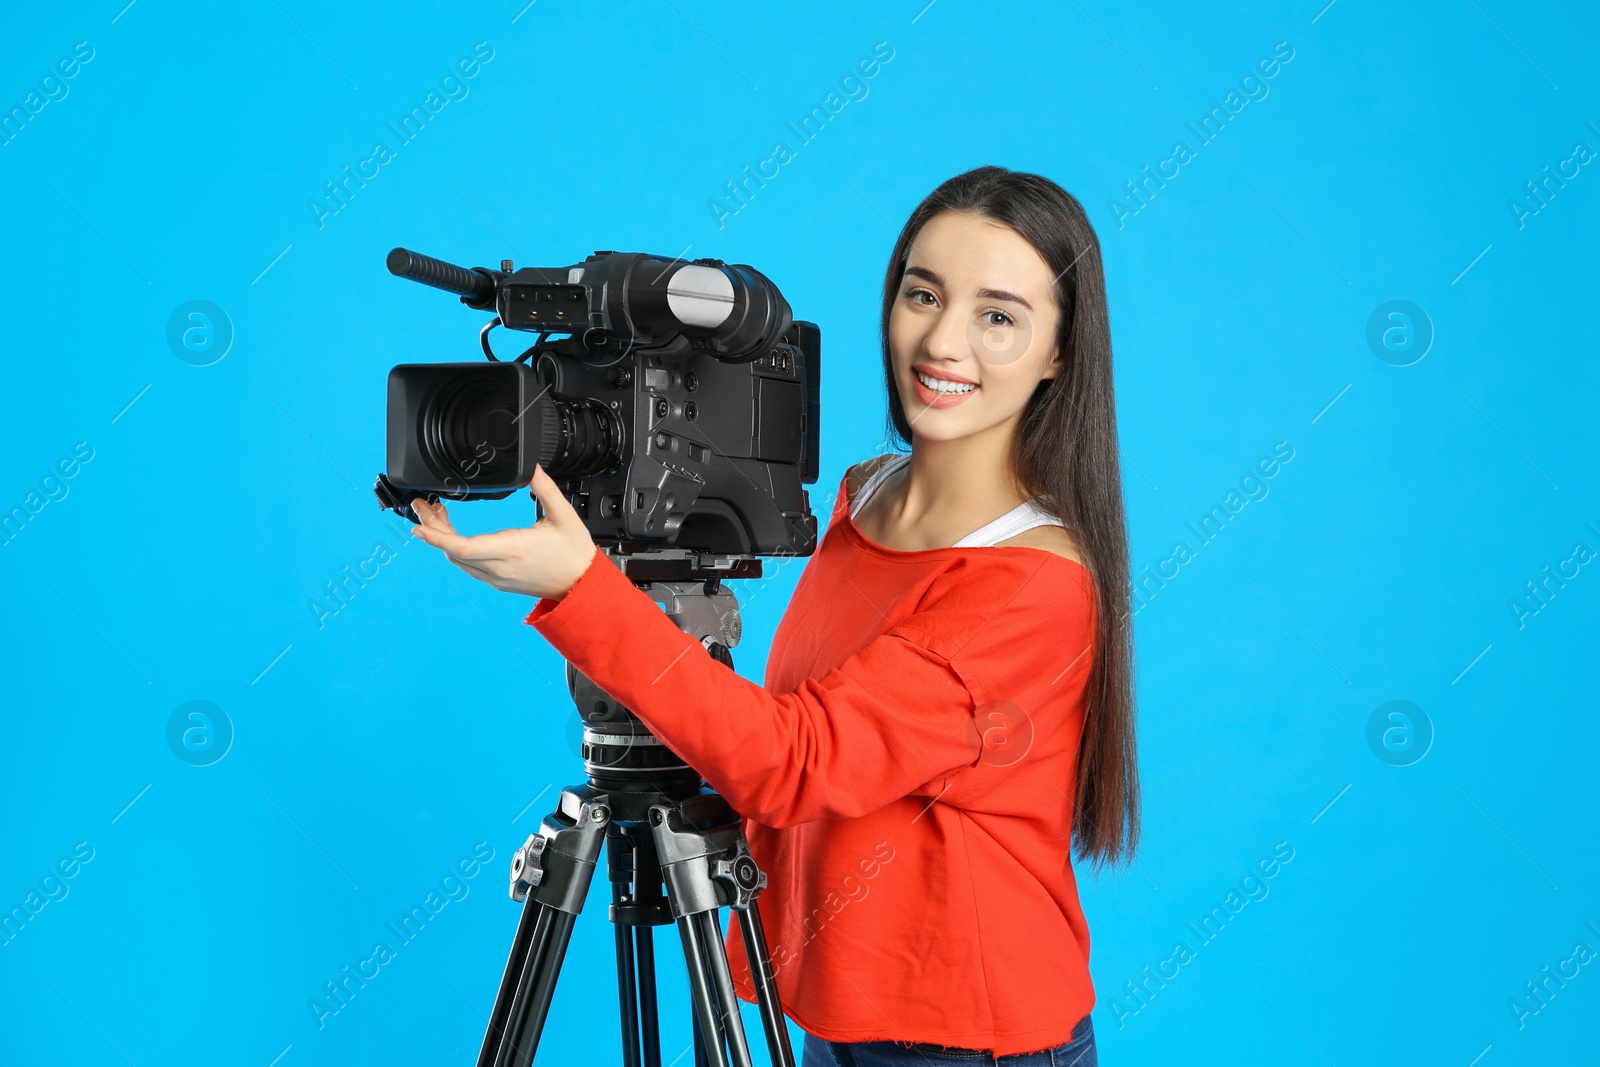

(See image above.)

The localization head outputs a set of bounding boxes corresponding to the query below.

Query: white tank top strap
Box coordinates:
[850,454,1064,547]
[848,454,910,519]
[952,499,1066,548]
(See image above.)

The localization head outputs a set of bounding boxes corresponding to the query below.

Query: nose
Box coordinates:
[921,301,968,363]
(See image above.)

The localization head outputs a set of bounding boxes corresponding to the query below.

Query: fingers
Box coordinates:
[413,497,457,535]
[446,553,498,585]
[412,519,496,559]
[412,512,531,561]
[412,498,483,556]
[412,499,511,585]
[528,464,579,527]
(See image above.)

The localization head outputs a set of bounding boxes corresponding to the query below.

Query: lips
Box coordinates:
[912,372,979,408]
[913,365,978,386]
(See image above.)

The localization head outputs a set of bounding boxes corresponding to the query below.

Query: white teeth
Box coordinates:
[916,371,976,394]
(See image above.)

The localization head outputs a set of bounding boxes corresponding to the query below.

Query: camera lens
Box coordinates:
[546,397,621,479]
[409,363,624,492]
[422,371,521,486]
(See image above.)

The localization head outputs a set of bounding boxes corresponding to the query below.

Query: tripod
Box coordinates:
[474,560,797,1067]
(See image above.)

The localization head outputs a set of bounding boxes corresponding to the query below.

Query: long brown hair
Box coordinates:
[878,165,1139,869]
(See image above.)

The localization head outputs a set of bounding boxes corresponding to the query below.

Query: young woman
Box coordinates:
[410,165,1138,1066]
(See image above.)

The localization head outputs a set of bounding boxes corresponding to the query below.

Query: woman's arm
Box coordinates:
[526,546,998,829]
[407,464,1092,829]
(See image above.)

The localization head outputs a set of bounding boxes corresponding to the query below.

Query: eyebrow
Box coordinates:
[902,265,1035,312]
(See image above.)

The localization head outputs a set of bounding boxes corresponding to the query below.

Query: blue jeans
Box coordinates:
[799,1013,1095,1067]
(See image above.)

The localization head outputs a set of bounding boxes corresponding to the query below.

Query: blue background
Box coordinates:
[1,1,1595,1064]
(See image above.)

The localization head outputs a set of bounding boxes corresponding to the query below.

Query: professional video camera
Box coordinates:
[374,246,821,575]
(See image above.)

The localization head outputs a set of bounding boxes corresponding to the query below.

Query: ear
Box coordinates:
[1039,343,1064,380]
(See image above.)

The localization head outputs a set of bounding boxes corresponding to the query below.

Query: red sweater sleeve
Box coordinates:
[522,546,997,829]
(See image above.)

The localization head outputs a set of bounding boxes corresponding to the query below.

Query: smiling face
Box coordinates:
[888,209,1064,444]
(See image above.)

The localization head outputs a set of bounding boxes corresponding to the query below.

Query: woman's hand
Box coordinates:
[410,464,597,600]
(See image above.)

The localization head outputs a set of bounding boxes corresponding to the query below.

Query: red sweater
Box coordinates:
[524,465,1098,1055]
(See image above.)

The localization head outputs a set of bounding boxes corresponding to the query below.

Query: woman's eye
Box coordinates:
[904,287,936,306]
[983,310,1014,328]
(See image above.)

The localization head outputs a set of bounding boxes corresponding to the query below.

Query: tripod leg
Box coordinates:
[693,1005,709,1067]
[477,787,608,1067]
[737,901,796,1067]
[478,901,555,1067]
[651,794,796,1067]
[693,910,756,1067]
[614,885,642,1067]
[504,909,578,1067]
[676,911,733,1067]
[477,888,547,1066]
[636,925,662,1067]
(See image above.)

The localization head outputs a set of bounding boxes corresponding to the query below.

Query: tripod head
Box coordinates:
[566,552,743,788]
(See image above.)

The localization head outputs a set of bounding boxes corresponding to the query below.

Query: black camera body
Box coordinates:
[375,248,820,567]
